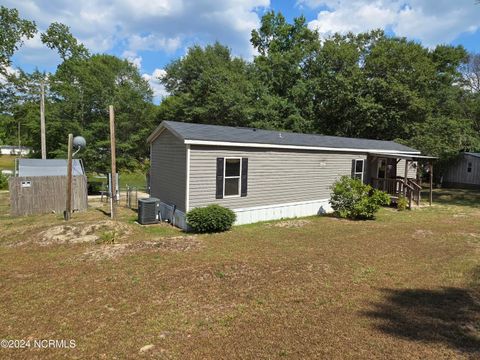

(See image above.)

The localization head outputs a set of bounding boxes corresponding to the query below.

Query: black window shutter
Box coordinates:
[241,158,248,197]
[216,158,224,199]
[351,159,356,178]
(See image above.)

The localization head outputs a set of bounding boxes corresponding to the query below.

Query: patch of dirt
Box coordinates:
[80,236,201,261]
[197,263,260,281]
[413,229,434,238]
[81,243,130,260]
[35,221,132,246]
[141,236,202,252]
[268,219,311,228]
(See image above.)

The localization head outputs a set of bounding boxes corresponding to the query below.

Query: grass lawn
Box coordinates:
[0,155,15,170]
[119,171,147,189]
[0,189,479,359]
[87,171,147,192]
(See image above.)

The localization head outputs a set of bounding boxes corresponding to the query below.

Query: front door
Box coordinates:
[387,158,397,178]
[377,158,397,179]
[377,158,387,179]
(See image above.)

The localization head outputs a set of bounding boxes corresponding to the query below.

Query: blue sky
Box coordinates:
[4,0,480,101]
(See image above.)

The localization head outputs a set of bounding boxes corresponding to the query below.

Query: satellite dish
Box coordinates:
[73,136,86,149]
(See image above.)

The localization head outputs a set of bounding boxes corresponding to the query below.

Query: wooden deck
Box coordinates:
[371,177,422,208]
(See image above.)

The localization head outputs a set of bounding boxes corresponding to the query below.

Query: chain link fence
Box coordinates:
[97,185,147,211]
[125,186,139,210]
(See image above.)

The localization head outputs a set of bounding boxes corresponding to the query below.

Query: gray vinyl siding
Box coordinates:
[188,145,367,210]
[443,154,480,186]
[397,159,418,179]
[150,129,186,212]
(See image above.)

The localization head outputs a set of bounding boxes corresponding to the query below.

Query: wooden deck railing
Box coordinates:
[371,177,421,208]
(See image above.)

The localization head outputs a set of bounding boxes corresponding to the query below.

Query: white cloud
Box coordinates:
[303,0,480,47]
[127,34,181,54]
[142,68,168,101]
[3,0,270,69]
[122,50,142,69]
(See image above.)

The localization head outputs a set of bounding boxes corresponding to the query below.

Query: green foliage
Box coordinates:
[157,11,478,166]
[159,42,255,127]
[96,230,115,244]
[397,196,408,211]
[405,116,479,160]
[0,172,8,190]
[0,6,36,75]
[330,176,390,220]
[2,9,480,175]
[2,53,156,173]
[41,22,89,60]
[186,205,236,233]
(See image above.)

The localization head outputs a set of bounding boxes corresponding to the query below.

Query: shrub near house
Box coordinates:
[186,205,236,233]
[330,176,390,220]
[0,172,8,190]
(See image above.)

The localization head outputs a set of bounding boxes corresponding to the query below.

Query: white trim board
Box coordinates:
[184,139,421,155]
[185,144,191,212]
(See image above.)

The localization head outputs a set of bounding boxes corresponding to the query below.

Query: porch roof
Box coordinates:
[368,152,437,161]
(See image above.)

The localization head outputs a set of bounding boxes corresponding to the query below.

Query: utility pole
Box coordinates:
[17,121,21,158]
[429,163,433,206]
[64,133,73,220]
[109,105,117,219]
[40,81,46,159]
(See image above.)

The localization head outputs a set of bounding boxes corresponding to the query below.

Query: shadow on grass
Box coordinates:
[363,283,480,354]
[426,188,480,208]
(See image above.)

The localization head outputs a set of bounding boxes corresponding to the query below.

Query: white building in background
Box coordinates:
[0,146,32,156]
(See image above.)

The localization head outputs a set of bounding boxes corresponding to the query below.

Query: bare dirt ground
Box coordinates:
[0,189,479,359]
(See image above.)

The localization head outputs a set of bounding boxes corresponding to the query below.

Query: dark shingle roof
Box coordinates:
[465,152,480,158]
[155,121,420,153]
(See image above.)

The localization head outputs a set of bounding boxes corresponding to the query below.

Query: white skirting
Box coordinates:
[167,199,332,230]
[233,198,332,225]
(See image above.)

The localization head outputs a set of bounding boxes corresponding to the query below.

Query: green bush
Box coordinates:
[330,176,391,220]
[0,172,8,190]
[397,195,409,211]
[186,204,236,233]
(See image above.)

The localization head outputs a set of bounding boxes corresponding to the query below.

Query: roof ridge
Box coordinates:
[154,120,420,153]
[164,120,401,144]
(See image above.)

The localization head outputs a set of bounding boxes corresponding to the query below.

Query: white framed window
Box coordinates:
[353,159,364,182]
[467,162,472,173]
[224,158,242,197]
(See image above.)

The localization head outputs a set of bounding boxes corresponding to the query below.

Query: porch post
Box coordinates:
[404,159,409,196]
[429,162,433,206]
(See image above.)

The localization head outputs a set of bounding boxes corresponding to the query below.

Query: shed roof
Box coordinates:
[464,152,480,159]
[148,121,420,154]
[18,159,85,177]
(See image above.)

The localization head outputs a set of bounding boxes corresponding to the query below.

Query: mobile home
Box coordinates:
[147,121,431,229]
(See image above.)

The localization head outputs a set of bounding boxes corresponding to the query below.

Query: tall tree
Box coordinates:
[0,6,36,76]
[48,54,155,172]
[0,5,36,141]
[159,42,255,127]
[40,22,89,61]
[250,11,320,132]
